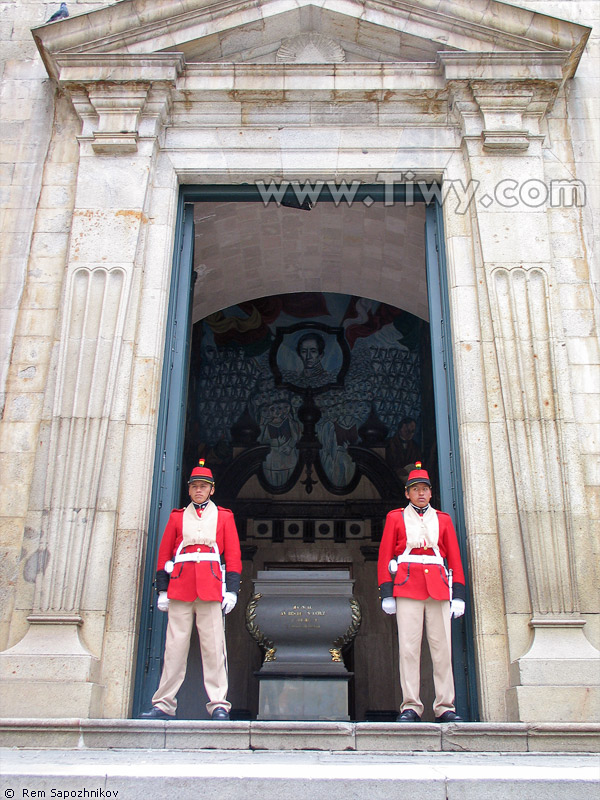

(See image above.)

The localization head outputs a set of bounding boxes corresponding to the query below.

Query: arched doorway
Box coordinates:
[133,185,477,721]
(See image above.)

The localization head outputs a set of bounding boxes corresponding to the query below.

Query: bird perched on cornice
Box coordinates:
[46,3,69,23]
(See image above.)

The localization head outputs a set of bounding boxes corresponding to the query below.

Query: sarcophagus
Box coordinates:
[246,569,361,720]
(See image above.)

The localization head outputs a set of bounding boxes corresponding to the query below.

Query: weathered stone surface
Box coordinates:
[0,0,598,724]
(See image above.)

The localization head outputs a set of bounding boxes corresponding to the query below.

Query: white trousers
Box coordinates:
[152,598,230,716]
[395,596,455,717]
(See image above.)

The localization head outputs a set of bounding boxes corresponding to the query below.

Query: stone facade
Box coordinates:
[0,0,598,722]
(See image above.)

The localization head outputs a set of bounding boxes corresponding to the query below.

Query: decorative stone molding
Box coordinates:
[35,267,130,616]
[87,82,150,154]
[54,54,184,154]
[442,53,565,152]
[276,33,345,64]
[490,267,577,615]
[489,266,600,720]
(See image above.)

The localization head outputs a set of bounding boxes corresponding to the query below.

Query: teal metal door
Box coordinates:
[133,200,195,717]
[133,186,478,721]
[425,202,479,720]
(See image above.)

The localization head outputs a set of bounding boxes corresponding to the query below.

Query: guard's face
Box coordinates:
[405,482,432,508]
[188,481,215,504]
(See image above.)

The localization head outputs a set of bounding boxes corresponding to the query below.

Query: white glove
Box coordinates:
[157,591,170,612]
[382,597,396,615]
[450,598,465,618]
[222,592,237,614]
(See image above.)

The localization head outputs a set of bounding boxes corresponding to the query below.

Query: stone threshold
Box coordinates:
[1,720,598,753]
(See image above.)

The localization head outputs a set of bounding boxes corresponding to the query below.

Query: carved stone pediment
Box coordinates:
[33,0,590,72]
[31,0,591,153]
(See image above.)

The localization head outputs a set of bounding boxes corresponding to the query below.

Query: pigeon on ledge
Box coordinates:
[46,3,69,23]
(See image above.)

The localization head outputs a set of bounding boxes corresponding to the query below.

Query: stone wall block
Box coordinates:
[74,156,153,210]
[105,531,146,635]
[95,420,128,510]
[128,357,160,427]
[445,235,476,288]
[454,342,488,424]
[495,513,531,616]
[570,515,600,618]
[561,309,595,338]
[81,505,118,615]
[2,393,45,425]
[473,632,510,721]
[69,211,146,265]
[469,533,507,635]
[100,630,142,719]
[476,213,551,263]
[114,423,157,532]
[458,423,498,535]
[0,421,39,455]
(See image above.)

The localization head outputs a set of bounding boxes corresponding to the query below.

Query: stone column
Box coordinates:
[0,54,183,718]
[445,54,599,721]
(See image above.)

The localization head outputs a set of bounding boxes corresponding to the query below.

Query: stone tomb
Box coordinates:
[247,570,361,721]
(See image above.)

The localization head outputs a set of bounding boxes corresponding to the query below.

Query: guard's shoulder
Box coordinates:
[217,505,234,515]
[436,509,452,519]
[170,507,185,515]
[386,507,405,518]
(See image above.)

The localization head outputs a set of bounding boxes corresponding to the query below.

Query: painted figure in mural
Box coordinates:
[377,462,466,722]
[318,396,370,487]
[258,396,302,486]
[386,416,423,483]
[291,332,335,388]
[140,461,242,720]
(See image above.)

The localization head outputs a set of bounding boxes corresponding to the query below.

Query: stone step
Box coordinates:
[1,720,599,753]
[1,746,598,800]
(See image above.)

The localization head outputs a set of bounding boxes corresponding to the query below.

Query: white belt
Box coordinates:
[165,543,221,574]
[175,552,220,564]
[396,554,444,566]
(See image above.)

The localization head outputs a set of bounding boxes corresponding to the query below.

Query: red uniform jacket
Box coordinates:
[377,507,466,602]
[155,505,242,602]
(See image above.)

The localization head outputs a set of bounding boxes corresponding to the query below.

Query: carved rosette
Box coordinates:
[276,33,346,64]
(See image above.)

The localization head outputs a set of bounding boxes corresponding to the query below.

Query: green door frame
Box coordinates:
[132,184,479,721]
[133,199,195,716]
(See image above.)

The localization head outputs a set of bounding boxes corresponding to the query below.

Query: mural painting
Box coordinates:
[184,293,434,497]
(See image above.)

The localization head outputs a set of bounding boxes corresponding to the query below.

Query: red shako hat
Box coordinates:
[188,459,214,485]
[406,461,431,488]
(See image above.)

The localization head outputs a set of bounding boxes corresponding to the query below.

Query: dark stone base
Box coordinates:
[257,676,351,721]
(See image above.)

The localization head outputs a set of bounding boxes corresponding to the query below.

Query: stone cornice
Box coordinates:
[32,0,590,79]
[439,51,569,82]
[50,52,185,84]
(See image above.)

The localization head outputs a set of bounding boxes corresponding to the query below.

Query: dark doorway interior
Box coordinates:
[133,189,477,724]
[175,290,439,720]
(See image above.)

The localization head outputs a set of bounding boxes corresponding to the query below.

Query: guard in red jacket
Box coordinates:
[378,463,466,722]
[141,460,242,721]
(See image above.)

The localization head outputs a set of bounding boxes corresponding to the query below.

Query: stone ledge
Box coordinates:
[0,720,598,753]
[2,749,597,800]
